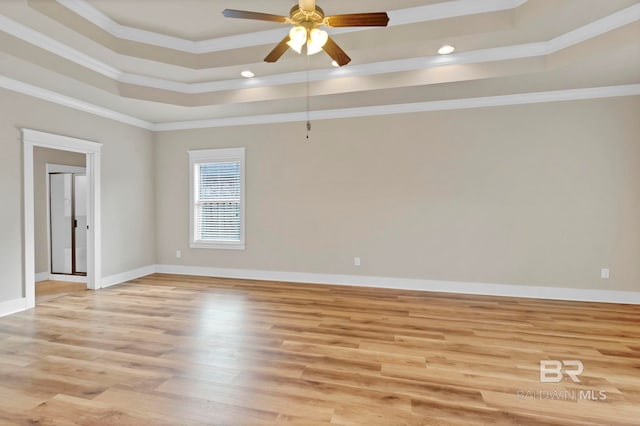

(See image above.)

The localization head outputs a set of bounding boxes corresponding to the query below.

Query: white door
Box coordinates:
[50,173,73,274]
[49,172,88,275]
[74,174,87,273]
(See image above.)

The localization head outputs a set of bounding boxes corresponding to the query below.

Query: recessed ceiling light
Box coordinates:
[241,70,255,78]
[331,60,340,67]
[438,45,455,55]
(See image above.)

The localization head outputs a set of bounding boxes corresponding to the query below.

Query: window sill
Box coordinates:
[190,241,245,250]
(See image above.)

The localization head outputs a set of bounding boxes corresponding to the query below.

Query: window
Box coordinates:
[189,148,245,249]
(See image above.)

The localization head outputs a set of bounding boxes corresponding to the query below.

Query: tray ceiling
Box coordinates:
[0,0,638,130]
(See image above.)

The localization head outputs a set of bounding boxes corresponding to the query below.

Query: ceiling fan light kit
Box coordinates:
[307,28,329,55]
[286,25,327,55]
[287,26,307,53]
[222,0,389,66]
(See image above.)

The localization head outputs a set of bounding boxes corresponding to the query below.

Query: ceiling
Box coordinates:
[0,0,639,130]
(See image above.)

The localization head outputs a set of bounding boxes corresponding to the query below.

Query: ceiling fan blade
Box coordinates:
[299,0,316,11]
[323,37,351,66]
[264,36,291,63]
[222,9,288,24]
[325,12,390,27]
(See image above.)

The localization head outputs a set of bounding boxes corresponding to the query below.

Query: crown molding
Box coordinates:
[119,41,550,94]
[3,3,639,96]
[56,0,528,54]
[1,75,638,131]
[152,84,640,131]
[0,75,152,129]
[549,2,640,51]
[0,14,121,80]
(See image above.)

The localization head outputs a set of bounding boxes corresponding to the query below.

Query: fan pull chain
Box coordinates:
[306,55,311,140]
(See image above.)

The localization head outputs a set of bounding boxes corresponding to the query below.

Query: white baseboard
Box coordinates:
[155,264,640,305]
[49,274,87,283]
[0,297,29,318]
[101,265,157,288]
[35,272,49,282]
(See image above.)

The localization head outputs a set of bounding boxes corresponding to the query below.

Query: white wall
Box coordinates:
[0,88,155,302]
[154,96,640,292]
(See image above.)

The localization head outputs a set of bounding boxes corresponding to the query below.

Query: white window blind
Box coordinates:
[189,148,245,249]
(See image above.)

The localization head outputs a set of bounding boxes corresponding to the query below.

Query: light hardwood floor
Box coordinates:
[1,273,639,425]
[35,280,87,304]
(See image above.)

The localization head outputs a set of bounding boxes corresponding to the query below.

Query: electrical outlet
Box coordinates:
[354,257,361,267]
[600,268,609,279]
[176,250,182,259]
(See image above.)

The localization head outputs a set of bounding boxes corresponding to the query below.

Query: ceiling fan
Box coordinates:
[222,0,390,66]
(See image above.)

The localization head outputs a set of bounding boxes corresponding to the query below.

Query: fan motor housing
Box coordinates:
[289,5,325,24]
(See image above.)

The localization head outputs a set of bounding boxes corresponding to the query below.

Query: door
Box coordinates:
[74,174,87,273]
[50,172,87,275]
[50,173,73,274]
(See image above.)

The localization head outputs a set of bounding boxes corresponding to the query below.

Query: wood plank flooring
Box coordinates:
[1,273,639,425]
[35,280,87,304]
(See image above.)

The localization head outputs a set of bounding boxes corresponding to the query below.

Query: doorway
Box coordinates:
[22,129,102,309]
[48,166,87,277]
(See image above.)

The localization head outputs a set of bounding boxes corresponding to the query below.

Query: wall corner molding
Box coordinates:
[154,264,640,305]
[5,264,639,321]
[0,297,30,318]
[101,264,158,288]
[35,272,49,282]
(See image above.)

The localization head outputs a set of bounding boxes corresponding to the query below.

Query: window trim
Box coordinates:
[188,147,245,250]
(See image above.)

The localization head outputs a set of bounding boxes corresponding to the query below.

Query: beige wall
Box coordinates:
[155,96,640,292]
[1,89,637,303]
[0,88,156,302]
[33,147,86,275]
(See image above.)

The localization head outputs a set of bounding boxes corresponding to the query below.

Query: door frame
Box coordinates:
[23,129,102,308]
[46,164,87,283]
